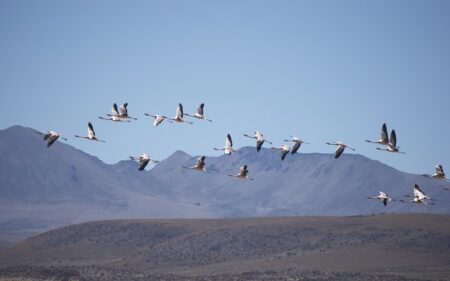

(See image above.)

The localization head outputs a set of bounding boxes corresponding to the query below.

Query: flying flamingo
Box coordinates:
[400,184,435,205]
[326,141,355,159]
[366,123,389,146]
[185,103,213,122]
[74,122,106,142]
[272,144,291,161]
[144,113,173,126]
[129,153,159,171]
[213,134,238,155]
[228,165,254,180]
[182,156,209,172]
[284,136,310,154]
[367,191,393,206]
[98,115,130,122]
[243,131,272,152]
[170,103,193,124]
[36,130,67,147]
[423,165,447,180]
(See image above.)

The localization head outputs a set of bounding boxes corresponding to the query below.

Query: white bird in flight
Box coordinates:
[170,103,193,124]
[144,113,173,126]
[107,103,137,121]
[36,130,67,147]
[272,144,291,161]
[185,103,213,122]
[228,165,254,180]
[423,164,447,180]
[326,141,355,159]
[213,134,238,155]
[129,153,159,171]
[74,122,106,142]
[401,184,435,205]
[284,136,310,154]
[243,131,272,152]
[423,165,449,190]
[367,191,393,206]
[365,123,389,146]
[98,115,130,122]
[376,130,405,154]
[182,156,209,172]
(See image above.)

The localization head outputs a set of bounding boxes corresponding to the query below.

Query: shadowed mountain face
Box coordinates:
[1,125,449,242]
[0,126,213,242]
[1,214,450,280]
[150,146,450,217]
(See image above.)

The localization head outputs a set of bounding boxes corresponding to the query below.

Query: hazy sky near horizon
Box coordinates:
[1,0,449,175]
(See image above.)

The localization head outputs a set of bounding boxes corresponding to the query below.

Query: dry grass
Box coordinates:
[1,214,450,280]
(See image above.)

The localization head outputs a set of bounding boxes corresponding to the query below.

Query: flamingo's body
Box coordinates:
[98,115,130,122]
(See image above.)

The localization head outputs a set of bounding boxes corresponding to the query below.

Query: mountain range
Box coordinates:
[1,125,449,243]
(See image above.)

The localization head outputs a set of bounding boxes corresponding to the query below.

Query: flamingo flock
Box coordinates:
[36,102,448,209]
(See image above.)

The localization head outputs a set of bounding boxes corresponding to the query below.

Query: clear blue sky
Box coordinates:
[1,0,449,175]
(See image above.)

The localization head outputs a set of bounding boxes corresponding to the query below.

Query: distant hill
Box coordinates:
[1,214,450,280]
[0,126,213,242]
[1,125,449,242]
[150,145,450,217]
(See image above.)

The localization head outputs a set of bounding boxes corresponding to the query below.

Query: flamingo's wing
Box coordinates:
[197,103,204,115]
[138,158,150,171]
[381,123,388,143]
[47,136,58,147]
[281,150,289,160]
[154,116,164,126]
[414,184,426,198]
[389,129,397,147]
[88,122,95,137]
[176,103,183,118]
[335,145,345,159]
[256,140,264,152]
[197,156,205,165]
[112,103,119,115]
[226,134,233,148]
[291,142,301,154]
